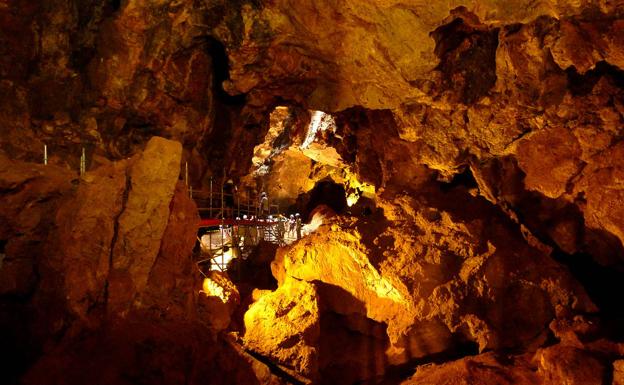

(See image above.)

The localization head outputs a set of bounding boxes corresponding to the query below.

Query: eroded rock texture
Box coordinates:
[2,0,624,384]
[0,137,280,385]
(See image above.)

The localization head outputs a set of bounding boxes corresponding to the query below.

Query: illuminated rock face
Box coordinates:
[402,316,624,385]
[1,0,624,384]
[198,271,241,331]
[263,185,595,381]
[244,278,320,382]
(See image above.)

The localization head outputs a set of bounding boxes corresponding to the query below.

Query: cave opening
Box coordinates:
[439,167,478,192]
[251,105,295,176]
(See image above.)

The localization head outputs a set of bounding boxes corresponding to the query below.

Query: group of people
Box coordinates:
[275,213,303,241]
[222,178,303,241]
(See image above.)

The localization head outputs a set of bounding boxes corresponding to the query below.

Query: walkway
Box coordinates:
[190,184,301,272]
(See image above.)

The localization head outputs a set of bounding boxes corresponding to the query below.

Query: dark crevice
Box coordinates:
[604,361,615,385]
[0,239,6,256]
[566,61,624,96]
[103,169,132,311]
[551,248,624,341]
[504,127,533,150]
[476,158,624,340]
[381,341,480,385]
[298,179,348,220]
[439,167,478,192]
[110,0,121,12]
[70,0,122,72]
[203,37,247,106]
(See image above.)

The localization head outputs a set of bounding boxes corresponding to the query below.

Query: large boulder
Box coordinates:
[0,137,215,384]
[108,136,182,314]
[198,271,241,332]
[244,278,320,383]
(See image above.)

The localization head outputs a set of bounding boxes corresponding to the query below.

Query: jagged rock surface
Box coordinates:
[258,183,596,382]
[403,317,624,385]
[2,0,624,384]
[0,137,276,385]
[244,278,320,382]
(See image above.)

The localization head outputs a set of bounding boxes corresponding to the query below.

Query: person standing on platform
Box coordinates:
[223,179,237,218]
[295,213,302,240]
[259,192,269,218]
[288,214,296,237]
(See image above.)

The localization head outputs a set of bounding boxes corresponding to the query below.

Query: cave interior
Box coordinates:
[1,1,624,385]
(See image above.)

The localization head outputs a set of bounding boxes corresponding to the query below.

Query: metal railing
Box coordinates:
[189,178,279,220]
[196,217,301,273]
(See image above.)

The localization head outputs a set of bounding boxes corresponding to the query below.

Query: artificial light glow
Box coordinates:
[200,277,229,303]
[343,168,375,207]
[210,247,239,271]
[346,193,359,207]
[301,110,336,149]
[252,106,291,176]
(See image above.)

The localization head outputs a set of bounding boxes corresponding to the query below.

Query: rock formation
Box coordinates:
[1,0,624,384]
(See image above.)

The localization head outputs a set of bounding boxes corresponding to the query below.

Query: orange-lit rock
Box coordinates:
[140,181,199,319]
[2,0,624,384]
[220,0,621,112]
[270,183,595,377]
[402,352,539,385]
[535,344,605,385]
[260,148,315,208]
[54,158,129,319]
[244,278,320,382]
[614,360,624,385]
[0,154,74,297]
[108,137,182,314]
[198,271,240,331]
[402,337,615,385]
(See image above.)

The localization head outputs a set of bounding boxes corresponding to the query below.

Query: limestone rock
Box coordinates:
[244,278,320,382]
[403,352,539,385]
[109,137,182,314]
[198,271,240,332]
[574,142,624,262]
[614,360,624,385]
[140,181,199,319]
[535,345,605,385]
[515,126,582,199]
[0,155,74,297]
[0,156,77,384]
[272,184,595,373]
[2,0,624,383]
[54,159,129,319]
[219,0,615,112]
[261,148,316,209]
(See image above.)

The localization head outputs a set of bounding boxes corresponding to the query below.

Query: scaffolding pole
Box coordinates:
[185,161,189,187]
[247,188,251,218]
[221,180,225,270]
[80,147,86,177]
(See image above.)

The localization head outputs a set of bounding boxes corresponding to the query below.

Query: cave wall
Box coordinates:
[2,0,624,384]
